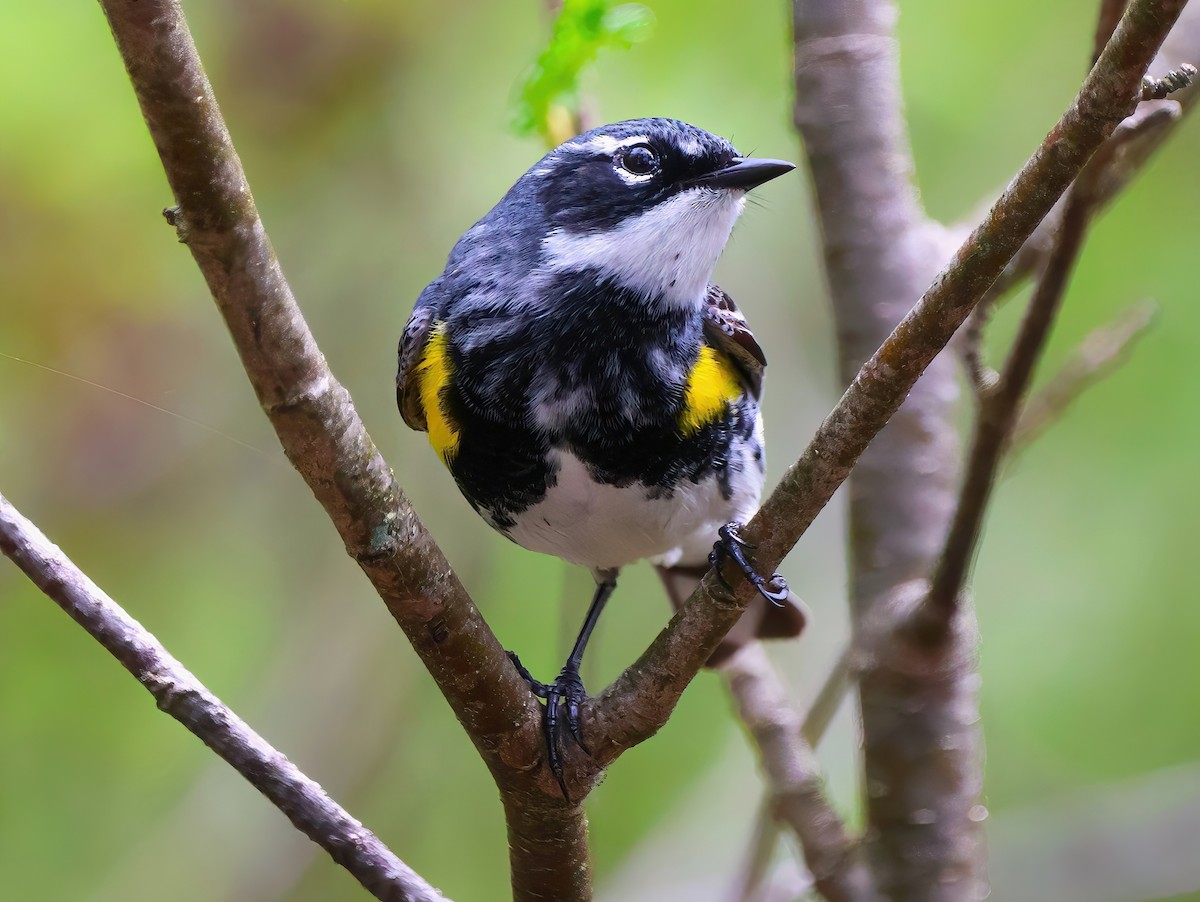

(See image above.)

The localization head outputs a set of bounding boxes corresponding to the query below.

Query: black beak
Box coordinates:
[688,156,795,191]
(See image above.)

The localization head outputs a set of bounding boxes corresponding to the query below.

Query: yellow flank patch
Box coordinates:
[416,325,460,463]
[679,345,742,435]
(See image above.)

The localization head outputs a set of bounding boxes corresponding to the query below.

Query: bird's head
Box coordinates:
[523,118,794,307]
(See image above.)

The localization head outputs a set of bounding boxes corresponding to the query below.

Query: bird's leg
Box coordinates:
[508,571,617,800]
[709,521,789,605]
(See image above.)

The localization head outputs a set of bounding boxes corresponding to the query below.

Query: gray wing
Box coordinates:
[701,284,766,400]
[396,283,442,432]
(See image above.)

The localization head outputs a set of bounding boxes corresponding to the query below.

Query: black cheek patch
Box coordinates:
[540,157,666,232]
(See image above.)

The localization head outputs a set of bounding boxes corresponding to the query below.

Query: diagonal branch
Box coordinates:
[927,21,1197,630]
[964,0,1200,330]
[1097,0,1133,63]
[722,645,880,902]
[96,0,542,788]
[728,645,856,900]
[0,493,445,902]
[96,3,584,899]
[89,1,1192,897]
[1010,300,1158,453]
[583,0,1189,767]
[925,187,1098,625]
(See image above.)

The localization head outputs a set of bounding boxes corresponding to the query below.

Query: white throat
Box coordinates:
[541,189,746,306]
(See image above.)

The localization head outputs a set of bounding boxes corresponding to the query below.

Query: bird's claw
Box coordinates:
[507,650,552,698]
[508,653,590,801]
[546,666,590,754]
[709,521,790,606]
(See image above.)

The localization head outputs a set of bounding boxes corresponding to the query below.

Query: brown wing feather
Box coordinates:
[655,563,807,668]
[701,284,766,400]
[396,305,437,432]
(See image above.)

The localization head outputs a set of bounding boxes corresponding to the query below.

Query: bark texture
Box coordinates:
[784,0,1190,896]
[791,3,980,891]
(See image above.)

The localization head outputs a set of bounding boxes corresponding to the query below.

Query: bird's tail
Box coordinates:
[654,563,807,668]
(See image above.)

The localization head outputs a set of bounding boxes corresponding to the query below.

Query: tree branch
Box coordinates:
[1096,0,1132,63]
[96,2,583,897]
[97,0,540,782]
[722,645,879,902]
[793,0,978,891]
[927,25,1196,630]
[581,0,1187,891]
[965,0,1200,326]
[802,646,853,746]
[732,796,783,902]
[958,91,1179,392]
[0,492,445,902]
[89,0,1193,895]
[729,644,855,901]
[1010,300,1158,453]
[925,187,1097,626]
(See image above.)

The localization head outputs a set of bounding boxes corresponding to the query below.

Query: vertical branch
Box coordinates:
[503,797,591,902]
[791,0,1192,896]
[792,0,984,896]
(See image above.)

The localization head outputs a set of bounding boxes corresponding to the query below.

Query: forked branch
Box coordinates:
[927,28,1197,631]
[584,0,1190,761]
[61,1,1192,899]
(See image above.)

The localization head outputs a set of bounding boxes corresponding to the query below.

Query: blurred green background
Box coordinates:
[2,1,1198,900]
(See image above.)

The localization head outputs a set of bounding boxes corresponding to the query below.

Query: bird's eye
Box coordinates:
[621,145,659,176]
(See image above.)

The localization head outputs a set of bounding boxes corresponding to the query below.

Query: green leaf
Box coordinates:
[511,0,655,146]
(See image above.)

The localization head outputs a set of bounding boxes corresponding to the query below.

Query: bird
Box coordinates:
[397,117,805,793]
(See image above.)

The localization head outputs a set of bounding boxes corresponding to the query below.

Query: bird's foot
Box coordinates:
[507,652,590,801]
[709,521,790,605]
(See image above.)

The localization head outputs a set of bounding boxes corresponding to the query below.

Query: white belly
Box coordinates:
[503,447,762,572]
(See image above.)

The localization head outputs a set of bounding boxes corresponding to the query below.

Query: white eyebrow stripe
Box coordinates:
[566,134,650,155]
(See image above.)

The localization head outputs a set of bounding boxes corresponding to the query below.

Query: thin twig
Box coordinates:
[722,644,880,902]
[924,187,1097,627]
[1010,300,1159,453]
[1142,60,1199,95]
[958,74,1182,396]
[924,19,1196,632]
[801,646,852,747]
[960,309,1001,399]
[732,796,783,902]
[0,493,445,902]
[967,2,1200,318]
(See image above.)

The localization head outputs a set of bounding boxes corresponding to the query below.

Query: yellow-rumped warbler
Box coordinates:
[397,118,804,787]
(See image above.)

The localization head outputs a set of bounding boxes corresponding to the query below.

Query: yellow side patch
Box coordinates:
[679,345,742,435]
[415,325,460,463]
